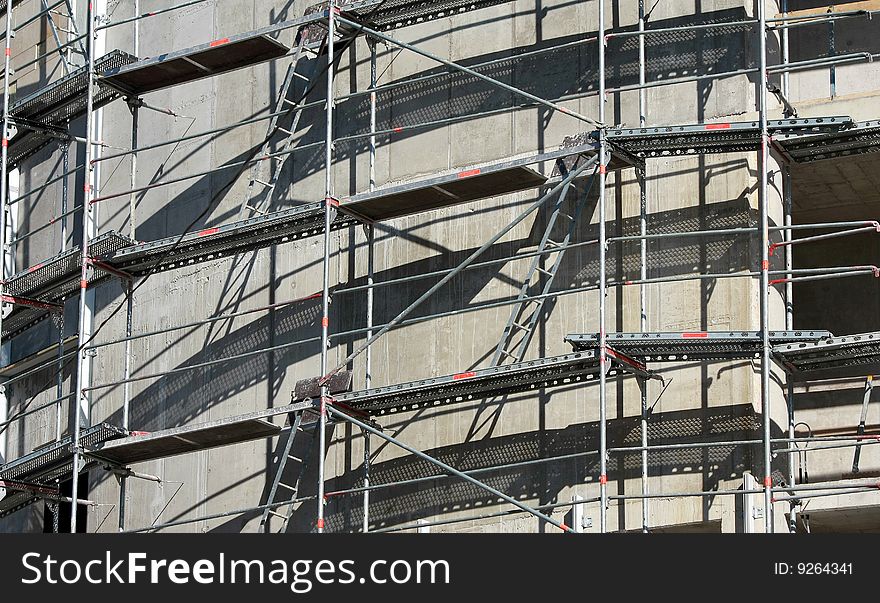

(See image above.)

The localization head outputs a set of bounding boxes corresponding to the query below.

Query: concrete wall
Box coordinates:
[1,0,877,533]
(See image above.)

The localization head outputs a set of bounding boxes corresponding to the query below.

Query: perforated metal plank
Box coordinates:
[2,232,135,338]
[6,50,137,167]
[777,120,880,163]
[607,117,853,158]
[93,420,281,465]
[0,423,127,518]
[333,350,650,415]
[773,331,880,375]
[101,35,291,96]
[104,203,358,276]
[566,330,833,361]
[342,0,517,31]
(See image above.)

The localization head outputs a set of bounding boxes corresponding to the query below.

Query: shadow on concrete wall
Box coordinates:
[278,401,774,532]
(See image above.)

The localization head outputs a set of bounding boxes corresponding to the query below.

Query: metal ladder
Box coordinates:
[851,375,875,474]
[259,409,318,533]
[490,158,598,366]
[239,30,327,218]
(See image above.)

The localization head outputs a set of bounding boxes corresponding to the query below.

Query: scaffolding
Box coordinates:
[1,0,879,533]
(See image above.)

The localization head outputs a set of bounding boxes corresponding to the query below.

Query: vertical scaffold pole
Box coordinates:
[637,0,649,534]
[597,0,609,533]
[362,37,377,534]
[317,3,336,535]
[0,0,11,468]
[71,0,98,533]
[0,0,14,379]
[758,0,774,533]
[56,142,70,442]
[119,0,139,533]
[780,0,797,535]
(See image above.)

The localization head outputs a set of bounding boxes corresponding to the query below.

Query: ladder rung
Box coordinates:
[254,179,273,187]
[544,239,560,248]
[277,126,294,136]
[512,322,529,331]
[536,267,553,276]
[267,510,286,518]
[558,212,575,221]
[288,454,303,462]
[278,482,297,491]
[293,72,309,81]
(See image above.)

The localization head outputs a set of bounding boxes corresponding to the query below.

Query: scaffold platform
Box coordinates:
[773,331,880,376]
[776,120,880,163]
[90,400,314,465]
[2,232,135,338]
[0,423,127,518]
[101,33,293,96]
[332,349,651,416]
[5,50,137,167]
[607,117,853,158]
[565,330,833,361]
[342,0,518,31]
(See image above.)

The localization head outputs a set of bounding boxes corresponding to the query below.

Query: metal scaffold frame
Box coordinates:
[1,0,879,534]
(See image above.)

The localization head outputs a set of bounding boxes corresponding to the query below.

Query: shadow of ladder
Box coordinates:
[239,28,328,218]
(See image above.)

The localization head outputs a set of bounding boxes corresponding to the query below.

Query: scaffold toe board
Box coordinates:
[606,116,853,158]
[105,203,358,276]
[565,330,833,361]
[773,331,880,375]
[341,0,518,31]
[331,350,651,415]
[5,50,137,167]
[101,35,291,96]
[0,423,128,518]
[777,120,880,163]
[93,420,281,465]
[2,232,135,338]
[89,400,315,465]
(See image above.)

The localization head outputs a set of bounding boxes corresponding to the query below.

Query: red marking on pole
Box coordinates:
[209,38,230,47]
[317,518,325,529]
[768,278,785,286]
[453,371,476,380]
[599,164,607,175]
[457,168,481,179]
[325,197,339,207]
[321,316,329,327]
[764,476,773,487]
[705,123,731,130]
[1,138,7,147]
[130,431,150,436]
[599,474,607,485]
[762,260,769,271]
[28,263,44,273]
[84,183,91,193]
[80,279,88,290]
[197,227,219,237]
[682,332,708,338]
[560,523,570,532]
[770,498,777,503]
[768,243,779,256]
[624,280,633,285]
[5,48,10,57]
[392,127,403,133]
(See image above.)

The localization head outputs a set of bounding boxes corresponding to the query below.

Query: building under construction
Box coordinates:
[0,0,878,534]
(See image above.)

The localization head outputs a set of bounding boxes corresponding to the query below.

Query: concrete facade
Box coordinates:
[1,0,878,533]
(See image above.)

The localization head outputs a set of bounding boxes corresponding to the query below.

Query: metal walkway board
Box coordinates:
[101,35,291,96]
[88,400,314,466]
[0,423,127,518]
[342,0,518,31]
[773,331,880,376]
[566,330,833,361]
[6,50,137,167]
[607,117,853,158]
[333,349,649,415]
[104,203,358,275]
[2,231,135,338]
[94,419,281,465]
[776,120,880,163]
